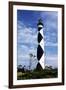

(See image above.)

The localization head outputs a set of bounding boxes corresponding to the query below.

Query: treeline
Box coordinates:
[17,65,58,80]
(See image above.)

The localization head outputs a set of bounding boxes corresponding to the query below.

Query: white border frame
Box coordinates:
[13,5,62,85]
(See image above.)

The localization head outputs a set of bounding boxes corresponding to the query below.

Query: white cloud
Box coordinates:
[41,11,58,22]
[45,55,58,68]
[46,55,57,60]
[17,21,37,46]
[45,41,58,46]
[17,21,38,69]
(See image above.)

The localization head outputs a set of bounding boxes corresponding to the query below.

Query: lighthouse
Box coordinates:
[36,19,45,70]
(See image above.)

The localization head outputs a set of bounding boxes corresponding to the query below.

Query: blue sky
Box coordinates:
[17,10,58,69]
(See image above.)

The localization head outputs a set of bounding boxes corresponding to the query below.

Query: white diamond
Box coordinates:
[40,29,44,37]
[40,39,44,51]
[39,54,45,69]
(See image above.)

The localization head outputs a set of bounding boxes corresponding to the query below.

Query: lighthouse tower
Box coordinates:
[36,19,45,70]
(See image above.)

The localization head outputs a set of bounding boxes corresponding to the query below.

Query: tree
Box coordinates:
[18,65,22,69]
[29,53,33,70]
[29,53,37,71]
[17,65,22,72]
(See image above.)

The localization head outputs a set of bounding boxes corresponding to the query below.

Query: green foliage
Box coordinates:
[17,68,58,80]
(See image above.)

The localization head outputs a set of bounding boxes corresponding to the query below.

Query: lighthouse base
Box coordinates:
[36,63,43,71]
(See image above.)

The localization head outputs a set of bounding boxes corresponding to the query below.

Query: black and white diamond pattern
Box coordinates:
[38,33,43,43]
[36,25,45,69]
[37,45,43,60]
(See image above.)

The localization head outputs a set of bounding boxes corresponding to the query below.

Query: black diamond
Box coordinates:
[38,33,43,43]
[38,27,42,31]
[37,45,43,60]
[36,63,42,70]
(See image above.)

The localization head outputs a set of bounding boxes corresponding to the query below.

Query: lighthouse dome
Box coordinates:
[37,19,44,26]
